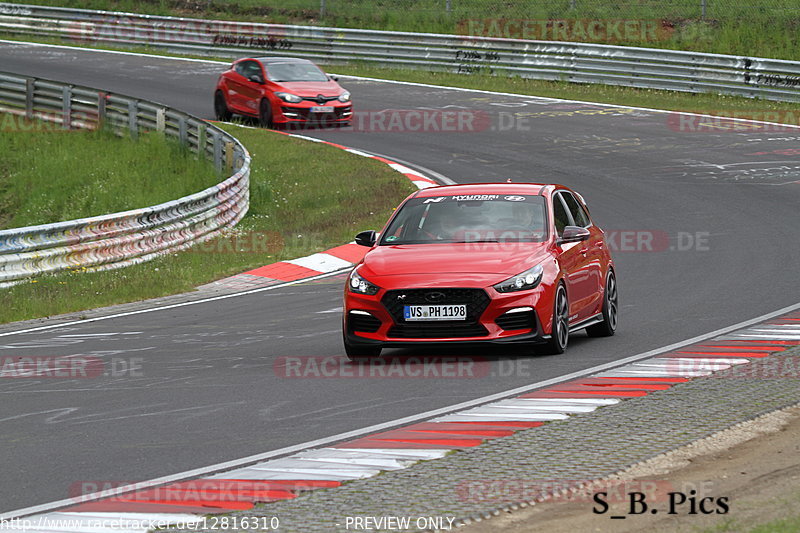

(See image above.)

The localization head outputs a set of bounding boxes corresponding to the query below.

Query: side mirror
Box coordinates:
[558,226,590,244]
[248,74,264,84]
[355,230,377,247]
[329,75,339,82]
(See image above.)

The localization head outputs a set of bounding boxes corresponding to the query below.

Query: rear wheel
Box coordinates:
[586,269,618,337]
[543,284,569,354]
[258,99,273,128]
[214,91,232,121]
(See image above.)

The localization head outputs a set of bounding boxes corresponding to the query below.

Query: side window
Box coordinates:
[552,193,572,236]
[235,61,262,80]
[561,192,591,228]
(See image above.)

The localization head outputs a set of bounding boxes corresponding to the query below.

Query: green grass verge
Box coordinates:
[698,513,800,533]
[748,515,800,533]
[0,121,415,324]
[0,117,219,229]
[9,0,800,60]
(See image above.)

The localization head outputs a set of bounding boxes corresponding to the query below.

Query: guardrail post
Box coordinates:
[212,130,223,172]
[128,100,138,139]
[445,0,451,14]
[178,115,187,146]
[225,141,234,172]
[97,91,107,130]
[198,123,206,160]
[62,86,72,129]
[701,0,707,18]
[233,146,242,172]
[156,107,166,133]
[320,0,326,17]
[25,78,34,120]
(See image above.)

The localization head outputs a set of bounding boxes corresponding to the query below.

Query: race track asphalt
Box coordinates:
[1,42,799,513]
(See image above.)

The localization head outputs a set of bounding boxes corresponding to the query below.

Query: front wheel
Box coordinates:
[344,339,382,362]
[214,91,232,121]
[258,99,273,128]
[543,284,569,355]
[586,270,618,337]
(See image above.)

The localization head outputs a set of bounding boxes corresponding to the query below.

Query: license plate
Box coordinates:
[310,106,334,113]
[403,305,467,321]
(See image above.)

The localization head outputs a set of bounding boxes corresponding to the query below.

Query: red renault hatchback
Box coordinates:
[214,57,352,127]
[342,183,617,359]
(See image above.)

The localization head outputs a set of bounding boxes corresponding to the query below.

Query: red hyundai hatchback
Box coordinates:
[214,57,352,127]
[342,183,617,359]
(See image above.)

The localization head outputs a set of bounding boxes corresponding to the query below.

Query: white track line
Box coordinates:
[2,38,800,522]
[4,39,800,132]
[3,299,799,521]
[0,269,348,339]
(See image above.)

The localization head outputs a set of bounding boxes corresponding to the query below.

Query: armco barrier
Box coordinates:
[0,71,250,284]
[2,3,800,102]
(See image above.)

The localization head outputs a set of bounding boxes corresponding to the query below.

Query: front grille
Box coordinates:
[388,323,489,339]
[348,312,381,333]
[281,106,351,120]
[301,95,339,104]
[383,288,491,339]
[496,310,536,331]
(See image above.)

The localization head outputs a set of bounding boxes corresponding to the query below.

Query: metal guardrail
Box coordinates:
[2,3,800,102]
[0,70,250,284]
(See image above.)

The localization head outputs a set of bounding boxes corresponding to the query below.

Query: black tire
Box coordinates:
[258,99,273,128]
[344,340,382,362]
[586,269,618,338]
[214,91,232,121]
[543,284,569,355]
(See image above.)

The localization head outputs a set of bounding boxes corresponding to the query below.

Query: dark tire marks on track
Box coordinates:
[1,42,799,512]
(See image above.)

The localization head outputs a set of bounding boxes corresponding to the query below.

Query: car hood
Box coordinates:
[360,243,549,279]
[276,81,342,96]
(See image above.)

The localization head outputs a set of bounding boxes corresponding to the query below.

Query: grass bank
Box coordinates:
[0,117,219,229]
[9,0,800,60]
[0,119,415,324]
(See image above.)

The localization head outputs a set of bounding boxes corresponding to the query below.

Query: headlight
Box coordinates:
[338,91,351,103]
[275,92,302,103]
[494,264,544,293]
[349,269,380,295]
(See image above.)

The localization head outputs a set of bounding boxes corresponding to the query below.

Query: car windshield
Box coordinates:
[380,194,548,245]
[267,61,329,82]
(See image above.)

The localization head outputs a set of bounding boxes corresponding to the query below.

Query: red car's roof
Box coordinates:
[414,182,560,198]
